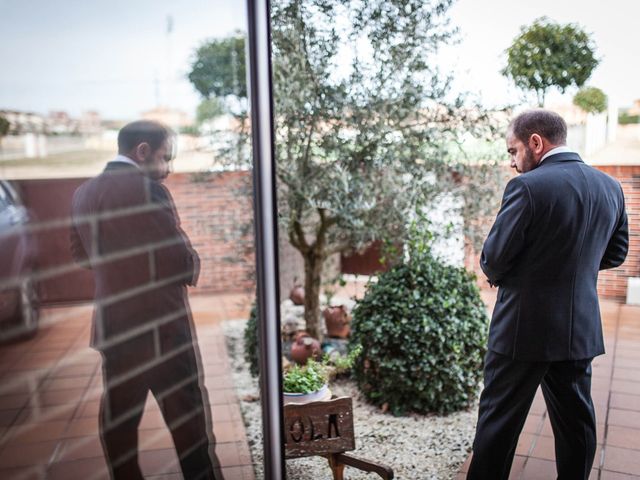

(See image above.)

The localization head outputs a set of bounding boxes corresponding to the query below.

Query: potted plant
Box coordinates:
[283,359,331,404]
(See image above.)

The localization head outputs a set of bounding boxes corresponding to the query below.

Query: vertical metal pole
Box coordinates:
[246,1,285,479]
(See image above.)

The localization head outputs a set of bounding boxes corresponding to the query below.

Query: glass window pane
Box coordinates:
[0,2,265,478]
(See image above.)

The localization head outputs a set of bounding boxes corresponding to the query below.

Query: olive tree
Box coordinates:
[189,0,505,340]
[271,0,503,339]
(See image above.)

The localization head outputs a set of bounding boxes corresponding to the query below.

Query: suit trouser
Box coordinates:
[98,330,222,480]
[467,350,597,480]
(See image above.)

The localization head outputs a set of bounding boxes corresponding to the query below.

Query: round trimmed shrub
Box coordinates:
[351,248,488,415]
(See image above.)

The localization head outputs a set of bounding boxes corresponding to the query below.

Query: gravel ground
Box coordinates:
[222,319,479,480]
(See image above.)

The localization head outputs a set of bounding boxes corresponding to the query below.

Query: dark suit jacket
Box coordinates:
[70,162,199,351]
[481,152,628,361]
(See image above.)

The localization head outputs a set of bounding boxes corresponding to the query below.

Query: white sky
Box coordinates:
[443,0,640,109]
[0,0,638,120]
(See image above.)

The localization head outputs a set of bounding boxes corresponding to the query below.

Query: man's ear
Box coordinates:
[134,142,151,162]
[528,134,544,155]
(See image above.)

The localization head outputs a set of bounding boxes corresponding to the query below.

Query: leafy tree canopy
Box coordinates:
[502,17,599,106]
[573,86,607,114]
[188,34,247,100]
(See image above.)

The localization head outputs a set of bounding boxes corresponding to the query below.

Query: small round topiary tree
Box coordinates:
[350,225,489,415]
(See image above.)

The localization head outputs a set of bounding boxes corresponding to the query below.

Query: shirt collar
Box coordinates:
[111,154,141,170]
[540,146,575,164]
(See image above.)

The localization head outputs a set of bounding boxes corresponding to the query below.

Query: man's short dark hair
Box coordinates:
[509,109,567,145]
[117,120,173,154]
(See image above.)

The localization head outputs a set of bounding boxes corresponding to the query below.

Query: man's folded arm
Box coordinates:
[480,177,532,286]
[69,223,90,267]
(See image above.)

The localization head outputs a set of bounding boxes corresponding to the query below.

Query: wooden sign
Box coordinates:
[284,396,355,459]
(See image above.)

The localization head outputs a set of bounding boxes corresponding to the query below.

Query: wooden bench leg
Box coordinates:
[334,452,394,479]
[327,453,346,480]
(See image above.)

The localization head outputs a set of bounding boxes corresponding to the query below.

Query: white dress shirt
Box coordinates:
[540,146,575,164]
[110,154,141,170]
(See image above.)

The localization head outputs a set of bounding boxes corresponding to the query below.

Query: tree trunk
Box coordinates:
[303,251,324,341]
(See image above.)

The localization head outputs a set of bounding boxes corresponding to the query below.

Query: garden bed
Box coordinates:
[222,319,479,479]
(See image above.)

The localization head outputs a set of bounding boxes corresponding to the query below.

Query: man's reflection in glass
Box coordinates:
[70,121,222,479]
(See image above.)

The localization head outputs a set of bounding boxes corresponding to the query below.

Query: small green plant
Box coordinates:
[283,359,328,394]
[244,304,259,377]
[283,345,362,393]
[330,344,363,376]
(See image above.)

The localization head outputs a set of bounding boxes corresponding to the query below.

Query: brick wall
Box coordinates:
[14,163,637,306]
[164,171,255,295]
[13,170,257,304]
[594,165,640,300]
[465,165,639,302]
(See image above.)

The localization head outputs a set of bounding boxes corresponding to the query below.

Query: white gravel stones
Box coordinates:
[222,319,478,480]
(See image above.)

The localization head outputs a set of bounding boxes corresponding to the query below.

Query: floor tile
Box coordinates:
[606,425,640,450]
[610,393,640,412]
[521,457,557,479]
[0,464,47,480]
[54,436,104,462]
[608,409,640,429]
[0,440,59,468]
[603,445,640,476]
[47,456,110,480]
[4,421,69,445]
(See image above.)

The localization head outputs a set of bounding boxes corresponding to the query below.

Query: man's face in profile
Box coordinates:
[506,132,537,174]
[144,140,173,181]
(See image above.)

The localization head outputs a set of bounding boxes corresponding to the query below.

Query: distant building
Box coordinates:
[141,107,192,129]
[626,99,640,116]
[0,110,46,135]
[47,111,78,134]
[78,111,102,135]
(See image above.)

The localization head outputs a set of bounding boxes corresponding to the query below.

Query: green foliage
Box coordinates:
[179,125,199,135]
[0,116,9,138]
[573,87,607,114]
[190,1,505,342]
[244,304,259,377]
[188,34,247,99]
[351,223,489,415]
[188,33,251,167]
[502,17,599,106]
[270,0,501,339]
[196,97,224,125]
[331,344,362,376]
[283,359,328,394]
[619,112,640,125]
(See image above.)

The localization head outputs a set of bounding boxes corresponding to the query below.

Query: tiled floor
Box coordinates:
[0,293,254,480]
[3,289,638,480]
[458,297,640,480]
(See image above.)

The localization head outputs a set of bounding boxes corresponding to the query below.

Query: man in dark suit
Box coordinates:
[70,121,222,479]
[467,110,628,480]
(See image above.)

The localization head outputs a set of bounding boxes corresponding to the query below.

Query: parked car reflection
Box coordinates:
[0,179,39,341]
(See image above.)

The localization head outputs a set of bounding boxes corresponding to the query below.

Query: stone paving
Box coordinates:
[0,293,255,480]
[458,296,640,480]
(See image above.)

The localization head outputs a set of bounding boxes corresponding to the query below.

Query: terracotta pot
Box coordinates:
[323,305,351,338]
[290,332,321,365]
[289,285,305,306]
